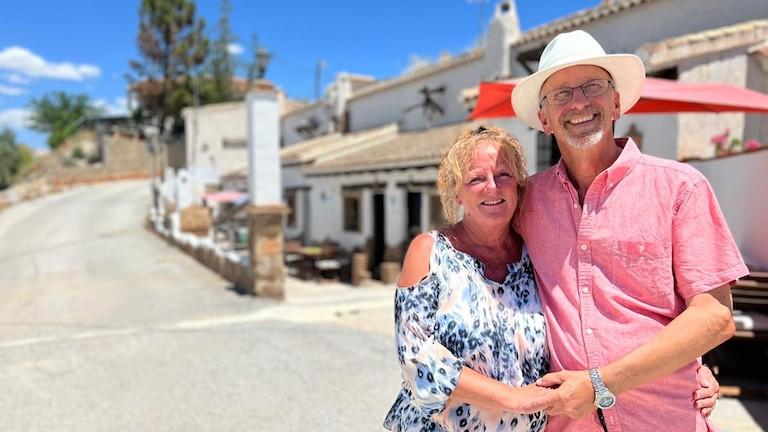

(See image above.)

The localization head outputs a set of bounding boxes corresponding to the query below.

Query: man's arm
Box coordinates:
[534,284,734,418]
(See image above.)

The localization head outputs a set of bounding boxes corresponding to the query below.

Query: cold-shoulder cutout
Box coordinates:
[396,232,436,288]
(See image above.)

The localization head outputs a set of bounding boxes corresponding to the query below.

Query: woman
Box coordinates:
[383,126,719,431]
[384,126,550,431]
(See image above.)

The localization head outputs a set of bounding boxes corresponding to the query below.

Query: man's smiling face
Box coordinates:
[537,65,620,150]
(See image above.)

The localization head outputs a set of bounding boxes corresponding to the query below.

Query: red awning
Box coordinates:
[470,77,768,120]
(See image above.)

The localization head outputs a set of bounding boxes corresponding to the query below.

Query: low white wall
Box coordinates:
[689,149,768,270]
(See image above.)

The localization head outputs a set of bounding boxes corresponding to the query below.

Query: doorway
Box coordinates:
[371,192,386,279]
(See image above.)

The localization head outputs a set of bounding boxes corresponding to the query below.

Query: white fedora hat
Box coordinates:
[511,30,646,131]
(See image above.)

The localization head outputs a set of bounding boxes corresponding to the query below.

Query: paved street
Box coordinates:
[0,181,400,431]
[0,180,765,431]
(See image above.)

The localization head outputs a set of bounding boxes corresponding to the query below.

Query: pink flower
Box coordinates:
[710,129,730,146]
[745,139,762,151]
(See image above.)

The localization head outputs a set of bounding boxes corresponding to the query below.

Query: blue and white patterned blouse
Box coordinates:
[384,230,549,432]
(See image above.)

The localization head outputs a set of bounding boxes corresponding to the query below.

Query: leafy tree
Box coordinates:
[204,0,237,103]
[128,0,209,136]
[0,129,21,190]
[27,92,101,150]
[16,144,35,175]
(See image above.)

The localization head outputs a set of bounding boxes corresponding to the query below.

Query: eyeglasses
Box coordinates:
[539,78,614,107]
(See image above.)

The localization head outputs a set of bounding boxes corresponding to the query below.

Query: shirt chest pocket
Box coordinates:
[603,240,673,299]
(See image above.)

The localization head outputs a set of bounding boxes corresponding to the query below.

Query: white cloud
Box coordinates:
[0,46,101,81]
[0,85,25,96]
[0,108,31,129]
[5,73,31,84]
[227,43,244,56]
[94,97,128,116]
[402,54,433,74]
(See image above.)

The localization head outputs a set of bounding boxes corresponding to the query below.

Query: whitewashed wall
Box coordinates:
[307,167,439,251]
[542,0,768,56]
[182,102,247,178]
[616,114,679,161]
[281,103,334,147]
[348,59,489,133]
[689,150,768,270]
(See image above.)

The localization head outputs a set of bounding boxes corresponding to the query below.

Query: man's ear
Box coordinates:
[612,91,621,121]
[537,110,552,134]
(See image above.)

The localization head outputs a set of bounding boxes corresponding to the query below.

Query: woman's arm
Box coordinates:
[450,367,555,414]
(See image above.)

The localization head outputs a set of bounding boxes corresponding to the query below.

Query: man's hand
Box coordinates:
[694,365,720,417]
[534,370,596,419]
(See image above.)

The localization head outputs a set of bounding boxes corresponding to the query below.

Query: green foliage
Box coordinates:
[72,147,86,159]
[16,144,36,175]
[0,129,22,190]
[27,92,101,150]
[128,0,210,136]
[205,0,237,103]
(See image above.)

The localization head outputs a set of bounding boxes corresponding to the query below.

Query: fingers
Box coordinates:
[697,365,714,385]
[694,394,717,410]
[701,407,713,418]
[536,372,565,388]
[521,392,560,414]
[693,387,717,401]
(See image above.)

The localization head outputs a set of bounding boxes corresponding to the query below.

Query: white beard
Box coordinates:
[563,127,604,150]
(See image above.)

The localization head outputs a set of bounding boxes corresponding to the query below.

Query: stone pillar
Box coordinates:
[247,204,289,299]
[352,252,372,286]
[245,80,286,299]
[380,261,401,285]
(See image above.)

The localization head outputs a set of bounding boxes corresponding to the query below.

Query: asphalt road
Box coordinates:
[0,181,401,431]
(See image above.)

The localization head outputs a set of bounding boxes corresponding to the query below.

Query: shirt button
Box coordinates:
[582,287,590,294]
[573,203,579,209]
[586,328,594,336]
[580,243,588,251]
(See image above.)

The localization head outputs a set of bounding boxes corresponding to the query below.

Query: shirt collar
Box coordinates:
[606,137,640,188]
[553,137,641,189]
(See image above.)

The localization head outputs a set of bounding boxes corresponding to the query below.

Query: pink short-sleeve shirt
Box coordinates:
[517,138,748,432]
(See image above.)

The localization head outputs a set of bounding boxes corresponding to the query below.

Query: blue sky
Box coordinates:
[0,0,599,150]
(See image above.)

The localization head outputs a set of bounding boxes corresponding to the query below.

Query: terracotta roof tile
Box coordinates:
[306,121,481,175]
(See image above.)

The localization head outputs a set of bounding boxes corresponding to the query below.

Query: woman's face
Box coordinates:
[457,140,519,226]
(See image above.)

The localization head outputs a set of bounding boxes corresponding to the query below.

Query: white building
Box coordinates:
[184,0,768,274]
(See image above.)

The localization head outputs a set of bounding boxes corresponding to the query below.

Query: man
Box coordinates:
[511,30,747,431]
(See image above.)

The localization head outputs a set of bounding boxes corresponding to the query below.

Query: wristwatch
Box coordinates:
[589,367,616,409]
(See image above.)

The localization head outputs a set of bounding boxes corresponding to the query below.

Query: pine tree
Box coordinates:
[127,0,209,136]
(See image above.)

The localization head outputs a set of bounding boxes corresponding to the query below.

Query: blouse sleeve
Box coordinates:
[394,272,465,416]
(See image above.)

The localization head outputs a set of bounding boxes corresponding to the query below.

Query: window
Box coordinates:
[428,193,445,229]
[342,191,362,232]
[648,67,678,80]
[222,138,246,149]
[285,190,298,228]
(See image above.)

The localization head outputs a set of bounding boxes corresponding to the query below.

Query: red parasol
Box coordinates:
[470,77,768,120]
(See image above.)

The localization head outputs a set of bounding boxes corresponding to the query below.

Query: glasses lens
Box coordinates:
[544,79,611,106]
[550,88,573,105]
[583,79,608,96]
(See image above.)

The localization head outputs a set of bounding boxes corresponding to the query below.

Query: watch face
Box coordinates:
[597,394,616,408]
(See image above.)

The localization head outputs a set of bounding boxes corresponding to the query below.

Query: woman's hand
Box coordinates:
[694,365,720,417]
[510,383,559,414]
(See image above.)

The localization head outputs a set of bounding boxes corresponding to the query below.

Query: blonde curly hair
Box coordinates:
[437,125,528,224]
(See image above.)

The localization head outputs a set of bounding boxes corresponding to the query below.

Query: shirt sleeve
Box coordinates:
[672,178,749,299]
[394,273,465,416]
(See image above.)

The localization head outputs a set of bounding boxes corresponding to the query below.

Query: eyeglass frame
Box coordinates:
[538,78,615,108]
